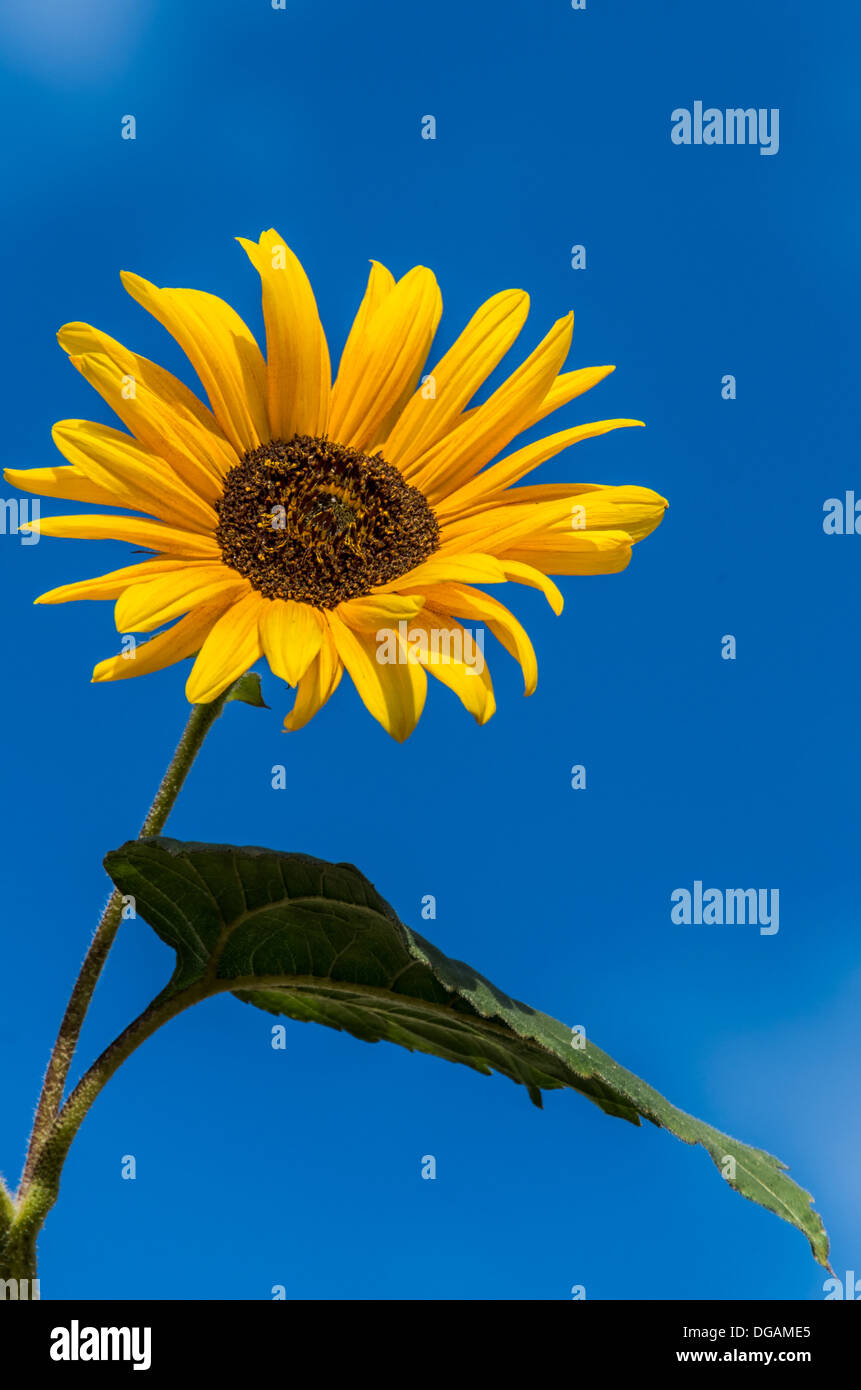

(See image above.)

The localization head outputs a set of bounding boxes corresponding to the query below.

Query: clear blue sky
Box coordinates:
[1,0,858,1299]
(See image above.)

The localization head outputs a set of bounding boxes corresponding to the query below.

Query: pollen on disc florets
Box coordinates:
[215,435,441,608]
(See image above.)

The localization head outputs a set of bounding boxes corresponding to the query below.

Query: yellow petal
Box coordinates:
[5,465,135,511]
[92,599,233,683]
[185,590,264,703]
[51,420,218,534]
[502,531,634,575]
[439,494,584,554]
[58,325,238,500]
[36,557,211,605]
[238,230,331,439]
[335,260,396,393]
[382,290,530,470]
[489,482,668,543]
[405,610,496,724]
[259,599,325,687]
[434,420,644,521]
[530,364,616,423]
[406,312,574,501]
[498,560,564,615]
[121,273,269,456]
[448,484,668,548]
[410,560,565,616]
[115,566,249,632]
[329,266,442,452]
[283,627,343,732]
[326,610,426,742]
[420,365,617,442]
[379,552,508,591]
[421,583,538,695]
[22,513,221,558]
[336,593,426,632]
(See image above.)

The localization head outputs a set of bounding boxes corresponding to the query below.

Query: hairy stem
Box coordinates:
[12,968,346,1253]
[12,981,210,1260]
[17,690,233,1198]
[0,1179,14,1242]
[0,1227,38,1286]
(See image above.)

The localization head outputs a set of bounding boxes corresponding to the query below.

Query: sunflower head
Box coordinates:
[215,434,440,606]
[8,230,667,741]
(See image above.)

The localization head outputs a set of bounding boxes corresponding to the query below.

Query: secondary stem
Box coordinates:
[11,969,337,1266]
[18,690,233,1198]
[7,981,210,1277]
[0,1181,14,1241]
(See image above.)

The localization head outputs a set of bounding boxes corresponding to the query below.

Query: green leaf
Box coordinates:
[104,837,830,1269]
[224,672,268,708]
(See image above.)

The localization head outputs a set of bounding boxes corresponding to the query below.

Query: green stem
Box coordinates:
[17,690,233,1200]
[12,968,356,1258]
[10,981,210,1271]
[12,956,442,1263]
[0,1179,14,1242]
[0,1226,37,1286]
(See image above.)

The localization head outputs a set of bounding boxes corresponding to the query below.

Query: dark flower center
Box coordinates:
[215,435,440,607]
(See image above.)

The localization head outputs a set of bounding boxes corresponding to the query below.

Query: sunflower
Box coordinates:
[8,231,667,740]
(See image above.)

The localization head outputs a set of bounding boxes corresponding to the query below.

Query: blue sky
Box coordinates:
[1,0,859,1299]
